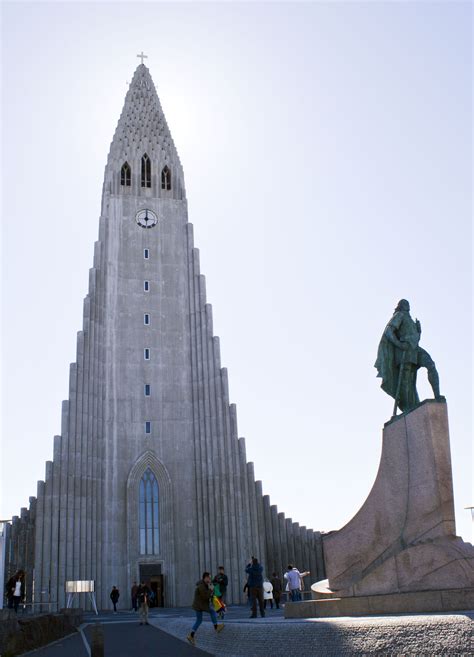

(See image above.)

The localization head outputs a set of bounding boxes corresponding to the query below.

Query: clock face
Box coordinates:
[136,209,158,229]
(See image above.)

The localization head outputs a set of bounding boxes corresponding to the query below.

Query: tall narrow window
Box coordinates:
[144,384,151,396]
[144,280,149,292]
[144,348,150,360]
[121,161,131,186]
[145,421,151,434]
[141,153,151,188]
[161,165,171,191]
[144,248,149,259]
[144,313,150,325]
[139,468,159,555]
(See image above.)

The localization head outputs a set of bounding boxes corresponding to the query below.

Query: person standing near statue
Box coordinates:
[375,299,442,413]
[284,565,310,602]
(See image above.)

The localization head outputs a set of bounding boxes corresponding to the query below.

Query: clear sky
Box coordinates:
[1,1,472,546]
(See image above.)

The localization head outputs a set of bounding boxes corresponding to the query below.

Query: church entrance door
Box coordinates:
[139,563,164,607]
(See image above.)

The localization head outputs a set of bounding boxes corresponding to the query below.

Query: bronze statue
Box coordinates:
[375,299,441,414]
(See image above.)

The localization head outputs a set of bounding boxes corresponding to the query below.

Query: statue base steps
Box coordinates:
[284,587,474,618]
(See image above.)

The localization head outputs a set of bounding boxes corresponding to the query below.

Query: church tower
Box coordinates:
[9,63,325,609]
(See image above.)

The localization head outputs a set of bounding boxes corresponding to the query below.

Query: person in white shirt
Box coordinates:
[8,570,25,613]
[284,564,310,602]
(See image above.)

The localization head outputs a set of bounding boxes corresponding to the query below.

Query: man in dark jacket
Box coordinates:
[110,586,120,613]
[187,572,224,646]
[245,557,265,618]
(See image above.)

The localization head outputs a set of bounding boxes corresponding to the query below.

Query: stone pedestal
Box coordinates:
[290,400,474,618]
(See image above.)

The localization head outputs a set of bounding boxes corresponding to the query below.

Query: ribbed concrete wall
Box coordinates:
[5,64,325,609]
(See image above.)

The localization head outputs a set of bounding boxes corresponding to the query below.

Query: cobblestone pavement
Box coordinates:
[150,609,474,656]
[20,607,474,656]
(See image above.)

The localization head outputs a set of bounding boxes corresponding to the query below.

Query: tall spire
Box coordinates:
[107,64,180,168]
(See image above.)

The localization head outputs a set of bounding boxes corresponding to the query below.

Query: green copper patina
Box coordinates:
[375,299,442,414]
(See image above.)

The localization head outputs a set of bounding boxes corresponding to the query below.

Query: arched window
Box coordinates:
[141,153,151,188]
[139,468,159,554]
[161,165,171,191]
[121,161,131,186]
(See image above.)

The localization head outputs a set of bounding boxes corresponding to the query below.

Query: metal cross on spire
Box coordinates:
[137,51,148,65]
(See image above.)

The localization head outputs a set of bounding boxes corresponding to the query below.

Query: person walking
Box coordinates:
[137,582,150,625]
[284,565,310,602]
[110,586,120,613]
[187,572,224,646]
[245,557,265,618]
[263,577,274,609]
[270,572,282,609]
[131,581,138,611]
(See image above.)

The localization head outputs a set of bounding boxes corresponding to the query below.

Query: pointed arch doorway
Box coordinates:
[126,451,176,606]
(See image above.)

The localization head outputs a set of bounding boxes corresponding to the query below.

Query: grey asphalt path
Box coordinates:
[22,632,88,657]
[22,618,211,656]
[84,621,211,656]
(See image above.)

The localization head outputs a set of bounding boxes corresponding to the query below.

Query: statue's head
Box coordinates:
[395,299,410,313]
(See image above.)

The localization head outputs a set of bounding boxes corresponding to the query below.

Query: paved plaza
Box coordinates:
[19,605,474,656]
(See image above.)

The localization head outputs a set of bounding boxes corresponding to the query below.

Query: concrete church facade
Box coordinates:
[5,63,325,609]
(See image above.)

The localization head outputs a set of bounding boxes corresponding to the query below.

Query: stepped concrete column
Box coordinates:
[270,505,282,576]
[262,496,273,574]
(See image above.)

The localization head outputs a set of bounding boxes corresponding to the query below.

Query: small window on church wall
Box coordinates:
[144,249,149,259]
[145,384,151,396]
[121,162,131,186]
[144,313,150,325]
[144,280,149,292]
[141,153,151,188]
[139,468,159,555]
[145,421,151,434]
[161,166,171,191]
[144,348,150,360]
